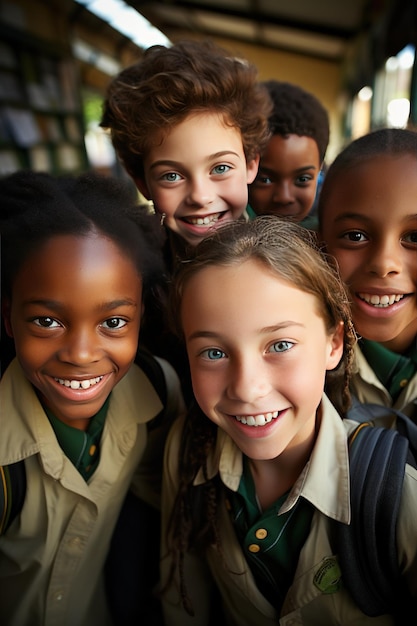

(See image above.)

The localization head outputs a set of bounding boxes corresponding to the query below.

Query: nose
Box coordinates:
[58,327,101,365]
[185,176,214,207]
[368,239,402,277]
[272,181,294,205]
[226,355,271,403]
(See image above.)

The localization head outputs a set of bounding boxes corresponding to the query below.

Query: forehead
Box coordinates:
[148,111,242,152]
[322,153,417,215]
[181,259,321,328]
[261,134,320,169]
[330,152,417,186]
[15,234,139,287]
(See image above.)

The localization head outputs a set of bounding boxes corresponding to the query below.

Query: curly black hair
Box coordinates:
[263,80,329,162]
[0,170,168,373]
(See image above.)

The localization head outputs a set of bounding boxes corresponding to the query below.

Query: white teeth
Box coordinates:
[235,411,279,426]
[188,213,221,226]
[55,376,103,389]
[358,293,404,307]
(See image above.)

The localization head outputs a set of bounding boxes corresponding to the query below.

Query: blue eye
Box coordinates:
[269,340,293,353]
[202,348,225,360]
[162,172,181,182]
[212,164,231,175]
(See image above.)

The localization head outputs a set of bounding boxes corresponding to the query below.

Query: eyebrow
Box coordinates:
[149,150,242,171]
[297,165,317,172]
[259,164,317,174]
[187,321,305,341]
[22,298,138,310]
[331,212,374,223]
[332,212,417,224]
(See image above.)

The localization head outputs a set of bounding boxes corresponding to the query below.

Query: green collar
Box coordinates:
[44,396,110,480]
[360,338,417,400]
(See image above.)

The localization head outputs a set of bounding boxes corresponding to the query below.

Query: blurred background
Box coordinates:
[0,0,415,178]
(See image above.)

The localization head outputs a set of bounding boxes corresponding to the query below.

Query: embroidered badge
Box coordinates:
[313,557,342,594]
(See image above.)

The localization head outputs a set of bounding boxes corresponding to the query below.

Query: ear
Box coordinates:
[246,155,260,184]
[2,298,14,338]
[133,176,151,200]
[326,321,345,371]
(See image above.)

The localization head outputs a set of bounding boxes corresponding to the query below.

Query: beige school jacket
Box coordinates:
[161,394,417,626]
[0,357,184,626]
[351,344,417,422]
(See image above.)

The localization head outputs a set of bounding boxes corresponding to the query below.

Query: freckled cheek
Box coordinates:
[154,189,179,213]
[189,367,204,394]
[190,368,222,407]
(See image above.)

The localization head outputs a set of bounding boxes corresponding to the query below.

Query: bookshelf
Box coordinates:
[0,24,88,176]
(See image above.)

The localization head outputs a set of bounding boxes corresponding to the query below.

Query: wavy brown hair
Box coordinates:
[101,39,272,180]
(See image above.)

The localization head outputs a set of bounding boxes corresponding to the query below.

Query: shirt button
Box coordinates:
[399,379,408,388]
[248,544,260,553]
[89,444,97,456]
[69,536,81,547]
[255,528,267,540]
[54,591,64,601]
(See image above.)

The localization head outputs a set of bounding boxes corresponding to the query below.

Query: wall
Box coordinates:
[161,31,345,161]
[0,0,347,163]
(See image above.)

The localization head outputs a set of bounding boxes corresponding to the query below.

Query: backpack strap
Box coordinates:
[347,398,417,465]
[105,347,170,625]
[134,346,168,430]
[0,460,26,535]
[337,421,409,617]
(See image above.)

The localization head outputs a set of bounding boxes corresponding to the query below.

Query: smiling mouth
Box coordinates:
[358,293,404,308]
[183,211,224,226]
[54,376,103,390]
[235,410,280,426]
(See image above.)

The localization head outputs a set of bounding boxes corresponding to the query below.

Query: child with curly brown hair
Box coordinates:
[101,39,272,268]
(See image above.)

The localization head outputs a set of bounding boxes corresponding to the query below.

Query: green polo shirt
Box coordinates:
[226,456,313,612]
[44,396,109,481]
[360,338,417,401]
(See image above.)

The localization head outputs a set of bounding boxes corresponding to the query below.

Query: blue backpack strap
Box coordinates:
[0,460,26,535]
[347,398,417,465]
[337,421,409,617]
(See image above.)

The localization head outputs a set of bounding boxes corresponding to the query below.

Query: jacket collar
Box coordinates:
[194,394,351,524]
[0,358,163,466]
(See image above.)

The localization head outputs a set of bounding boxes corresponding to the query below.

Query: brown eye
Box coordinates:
[33,317,58,328]
[102,317,126,330]
[344,231,367,242]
